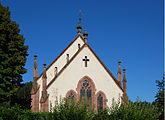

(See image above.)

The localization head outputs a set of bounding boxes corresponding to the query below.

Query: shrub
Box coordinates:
[51,98,95,120]
[108,100,161,120]
[0,99,161,120]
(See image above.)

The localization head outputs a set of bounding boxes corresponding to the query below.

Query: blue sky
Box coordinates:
[2,0,163,103]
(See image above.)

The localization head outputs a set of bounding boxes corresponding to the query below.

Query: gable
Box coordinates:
[47,44,123,91]
[86,44,123,90]
[36,34,85,85]
[46,44,123,107]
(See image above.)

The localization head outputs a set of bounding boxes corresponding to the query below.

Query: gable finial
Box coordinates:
[33,53,38,69]
[43,61,46,69]
[123,67,126,82]
[118,59,121,73]
[83,29,88,44]
[42,61,47,78]
[76,10,82,34]
[118,59,122,86]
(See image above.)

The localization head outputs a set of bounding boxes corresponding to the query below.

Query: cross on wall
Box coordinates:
[82,56,90,67]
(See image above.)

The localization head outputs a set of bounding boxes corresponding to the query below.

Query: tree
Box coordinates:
[0,3,28,107]
[154,74,164,112]
[14,81,32,109]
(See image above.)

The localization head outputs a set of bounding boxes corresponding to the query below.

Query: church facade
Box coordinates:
[31,19,128,112]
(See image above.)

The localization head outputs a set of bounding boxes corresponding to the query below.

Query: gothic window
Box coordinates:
[96,91,108,111]
[97,94,103,110]
[77,76,96,108]
[80,80,92,105]
[66,90,77,103]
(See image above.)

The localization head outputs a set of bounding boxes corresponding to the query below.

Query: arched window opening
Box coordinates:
[97,94,103,110]
[80,80,92,105]
[66,90,77,103]
[76,76,96,108]
[96,91,108,111]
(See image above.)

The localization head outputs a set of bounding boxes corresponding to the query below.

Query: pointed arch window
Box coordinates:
[97,94,103,110]
[77,78,95,107]
[80,80,90,104]
[66,90,77,103]
[95,91,108,111]
[79,81,92,106]
[80,80,92,105]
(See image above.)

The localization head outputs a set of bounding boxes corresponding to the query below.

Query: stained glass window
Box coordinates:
[68,93,74,100]
[80,80,92,106]
[80,87,85,101]
[87,87,92,106]
[83,80,89,87]
[97,94,103,110]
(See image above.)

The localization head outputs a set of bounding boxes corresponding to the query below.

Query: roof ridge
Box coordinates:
[36,34,85,81]
[46,44,86,89]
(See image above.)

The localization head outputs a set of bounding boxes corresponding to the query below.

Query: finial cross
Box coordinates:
[83,56,89,67]
[79,10,82,23]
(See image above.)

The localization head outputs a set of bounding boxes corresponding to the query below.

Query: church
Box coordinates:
[31,17,128,112]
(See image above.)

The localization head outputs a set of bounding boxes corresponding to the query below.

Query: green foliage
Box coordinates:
[108,100,160,120]
[0,3,28,107]
[15,81,32,109]
[51,98,95,120]
[153,75,164,113]
[0,105,41,120]
[0,98,161,120]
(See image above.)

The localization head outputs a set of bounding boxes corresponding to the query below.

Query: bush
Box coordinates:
[0,99,161,120]
[108,100,160,120]
[50,98,95,120]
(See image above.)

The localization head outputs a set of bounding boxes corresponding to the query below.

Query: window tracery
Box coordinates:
[77,76,96,107]
[66,76,107,111]
[80,80,92,105]
[68,93,74,100]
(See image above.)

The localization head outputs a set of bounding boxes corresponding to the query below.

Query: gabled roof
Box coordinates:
[46,41,123,91]
[36,34,85,81]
